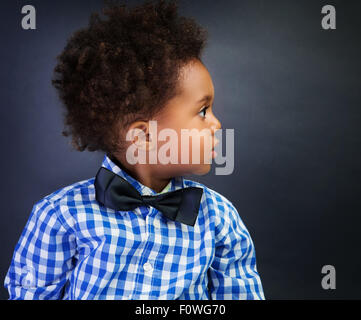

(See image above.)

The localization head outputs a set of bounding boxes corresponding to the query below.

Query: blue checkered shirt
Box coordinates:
[4,154,265,300]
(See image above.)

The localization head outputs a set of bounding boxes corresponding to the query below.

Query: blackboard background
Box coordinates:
[0,0,360,299]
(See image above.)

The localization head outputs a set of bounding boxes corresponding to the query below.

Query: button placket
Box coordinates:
[133,206,156,295]
[145,207,157,232]
[153,217,161,231]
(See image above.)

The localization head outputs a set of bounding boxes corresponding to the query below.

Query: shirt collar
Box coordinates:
[100,154,185,196]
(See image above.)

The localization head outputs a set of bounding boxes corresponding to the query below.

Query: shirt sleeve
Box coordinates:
[4,198,77,300]
[207,200,265,300]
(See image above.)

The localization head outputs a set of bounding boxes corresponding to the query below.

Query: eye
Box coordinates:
[198,105,210,118]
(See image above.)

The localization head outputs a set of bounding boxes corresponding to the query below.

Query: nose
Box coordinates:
[210,113,222,133]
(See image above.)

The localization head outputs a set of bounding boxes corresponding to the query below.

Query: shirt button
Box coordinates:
[143,262,153,272]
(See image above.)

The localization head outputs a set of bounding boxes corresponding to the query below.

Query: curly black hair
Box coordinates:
[52,0,208,155]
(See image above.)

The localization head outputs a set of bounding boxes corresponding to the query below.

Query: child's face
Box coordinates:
[121,59,222,179]
[150,59,222,177]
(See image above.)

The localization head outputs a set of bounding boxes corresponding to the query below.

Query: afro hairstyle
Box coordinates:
[52,0,208,155]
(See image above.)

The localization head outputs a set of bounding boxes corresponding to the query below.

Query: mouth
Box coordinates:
[211,138,219,158]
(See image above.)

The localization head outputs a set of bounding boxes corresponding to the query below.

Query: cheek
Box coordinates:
[157,118,212,162]
[182,133,212,164]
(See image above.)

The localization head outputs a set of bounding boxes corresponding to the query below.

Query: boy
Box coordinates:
[4,0,265,299]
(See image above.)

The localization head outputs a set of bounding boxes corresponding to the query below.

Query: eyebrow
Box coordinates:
[196,94,213,104]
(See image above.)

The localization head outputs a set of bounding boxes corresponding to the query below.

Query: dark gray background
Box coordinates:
[1,0,360,300]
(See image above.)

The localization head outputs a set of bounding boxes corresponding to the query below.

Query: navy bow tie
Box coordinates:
[94,167,203,227]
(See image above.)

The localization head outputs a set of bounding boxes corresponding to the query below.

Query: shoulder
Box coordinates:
[183,179,237,212]
[32,177,95,230]
[41,178,95,204]
[183,178,241,224]
[183,178,253,242]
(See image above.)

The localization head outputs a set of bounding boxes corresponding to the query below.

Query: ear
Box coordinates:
[126,120,153,151]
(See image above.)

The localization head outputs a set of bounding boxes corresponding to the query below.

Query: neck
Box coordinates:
[108,153,171,194]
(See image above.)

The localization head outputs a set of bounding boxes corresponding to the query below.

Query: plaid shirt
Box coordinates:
[4,154,265,300]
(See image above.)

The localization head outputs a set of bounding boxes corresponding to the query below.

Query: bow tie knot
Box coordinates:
[94,167,203,226]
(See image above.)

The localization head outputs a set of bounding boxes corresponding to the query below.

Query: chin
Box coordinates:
[192,164,211,176]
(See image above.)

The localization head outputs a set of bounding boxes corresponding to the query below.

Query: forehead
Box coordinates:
[177,60,214,101]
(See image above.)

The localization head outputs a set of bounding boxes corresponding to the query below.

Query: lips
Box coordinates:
[209,137,219,159]
[212,137,219,151]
